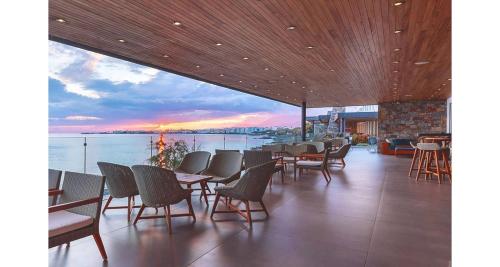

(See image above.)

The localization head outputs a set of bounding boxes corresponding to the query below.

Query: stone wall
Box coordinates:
[378,100,447,140]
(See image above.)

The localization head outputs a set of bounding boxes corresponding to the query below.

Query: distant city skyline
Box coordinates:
[49,41,332,133]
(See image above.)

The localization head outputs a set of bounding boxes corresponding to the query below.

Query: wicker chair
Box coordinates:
[328,144,351,167]
[210,160,277,227]
[244,150,285,184]
[262,144,284,156]
[295,149,332,184]
[175,151,211,174]
[97,162,141,222]
[131,165,195,234]
[203,151,243,186]
[49,171,107,260]
[49,169,62,206]
[283,144,308,180]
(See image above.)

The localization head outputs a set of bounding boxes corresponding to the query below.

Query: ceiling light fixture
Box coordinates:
[291,81,296,84]
[448,78,452,81]
[195,65,200,68]
[394,30,403,34]
[414,60,430,65]
[264,67,269,70]
[238,80,243,83]
[280,75,285,78]
[393,70,399,73]
[330,69,335,72]
[243,57,249,60]
[216,43,222,46]
[287,26,296,30]
[442,83,446,86]
[219,74,224,77]
[394,48,401,52]
[118,39,126,43]
[394,1,404,6]
[306,46,314,49]
[392,61,400,64]
[302,86,306,89]
[162,54,169,58]
[56,18,66,23]
[173,21,182,26]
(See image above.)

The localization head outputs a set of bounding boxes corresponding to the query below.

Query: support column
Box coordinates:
[301,101,306,141]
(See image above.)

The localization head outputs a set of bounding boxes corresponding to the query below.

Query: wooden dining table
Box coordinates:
[175,172,213,206]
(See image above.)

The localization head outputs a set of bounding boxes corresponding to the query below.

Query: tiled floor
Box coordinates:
[49,149,451,267]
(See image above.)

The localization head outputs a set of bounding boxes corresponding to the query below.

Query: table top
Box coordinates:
[421,136,451,142]
[175,172,213,184]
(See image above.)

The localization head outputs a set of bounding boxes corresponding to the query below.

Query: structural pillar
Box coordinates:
[301,101,306,141]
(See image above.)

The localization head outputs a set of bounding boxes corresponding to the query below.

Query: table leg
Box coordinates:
[200,181,209,206]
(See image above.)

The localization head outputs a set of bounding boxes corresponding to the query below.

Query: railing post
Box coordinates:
[150,136,153,166]
[193,135,196,151]
[83,137,87,174]
[301,101,307,141]
[245,134,248,149]
[223,130,226,149]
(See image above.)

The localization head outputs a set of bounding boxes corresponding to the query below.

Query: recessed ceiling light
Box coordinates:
[394,30,403,34]
[253,85,258,88]
[442,83,446,86]
[280,75,285,78]
[393,83,398,86]
[414,60,430,65]
[238,80,243,83]
[302,86,306,89]
[195,65,200,68]
[330,69,335,72]
[243,57,249,60]
[310,90,313,92]
[394,48,401,52]
[287,26,296,30]
[291,81,296,84]
[216,43,222,46]
[219,74,224,77]
[437,88,441,91]
[448,78,452,81]
[394,1,404,6]
[162,54,169,58]
[393,70,399,73]
[392,61,400,64]
[118,39,126,43]
[277,93,281,95]
[56,18,66,23]
[306,46,314,49]
[173,21,182,26]
[264,67,269,70]
[405,94,412,97]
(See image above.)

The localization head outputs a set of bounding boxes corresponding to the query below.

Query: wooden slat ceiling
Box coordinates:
[49,0,451,107]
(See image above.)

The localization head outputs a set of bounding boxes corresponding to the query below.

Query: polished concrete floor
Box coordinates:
[49,149,451,267]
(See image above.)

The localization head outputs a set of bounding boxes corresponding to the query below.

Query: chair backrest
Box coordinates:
[131,165,186,207]
[262,144,284,154]
[215,149,240,154]
[58,171,105,220]
[49,169,62,206]
[332,138,348,148]
[244,150,272,169]
[335,144,352,158]
[175,151,211,174]
[295,141,324,153]
[283,144,307,157]
[232,160,277,201]
[97,162,138,198]
[203,151,243,178]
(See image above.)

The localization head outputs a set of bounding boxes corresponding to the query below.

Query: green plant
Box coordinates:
[149,138,190,169]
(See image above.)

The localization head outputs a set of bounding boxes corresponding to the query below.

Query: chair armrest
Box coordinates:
[49,197,100,213]
[49,189,64,196]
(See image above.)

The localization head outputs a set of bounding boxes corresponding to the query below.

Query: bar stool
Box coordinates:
[415,143,451,184]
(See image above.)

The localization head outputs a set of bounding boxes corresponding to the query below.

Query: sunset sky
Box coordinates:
[49,41,331,133]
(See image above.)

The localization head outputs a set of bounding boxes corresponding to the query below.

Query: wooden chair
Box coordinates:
[97,162,141,222]
[131,165,196,234]
[408,142,421,177]
[328,144,351,167]
[49,171,107,261]
[210,160,277,228]
[295,148,332,184]
[49,169,62,206]
[415,143,451,184]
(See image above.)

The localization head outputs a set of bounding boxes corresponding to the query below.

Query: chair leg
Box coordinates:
[127,196,132,222]
[294,164,297,181]
[341,158,346,167]
[186,197,196,222]
[425,151,432,180]
[92,233,108,261]
[259,200,269,217]
[415,151,425,181]
[434,150,442,184]
[244,200,252,228]
[102,196,113,214]
[269,175,273,189]
[210,193,221,218]
[281,169,285,183]
[133,204,145,225]
[408,149,419,177]
[321,170,329,183]
[165,205,172,234]
[325,168,332,182]
[442,150,452,183]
